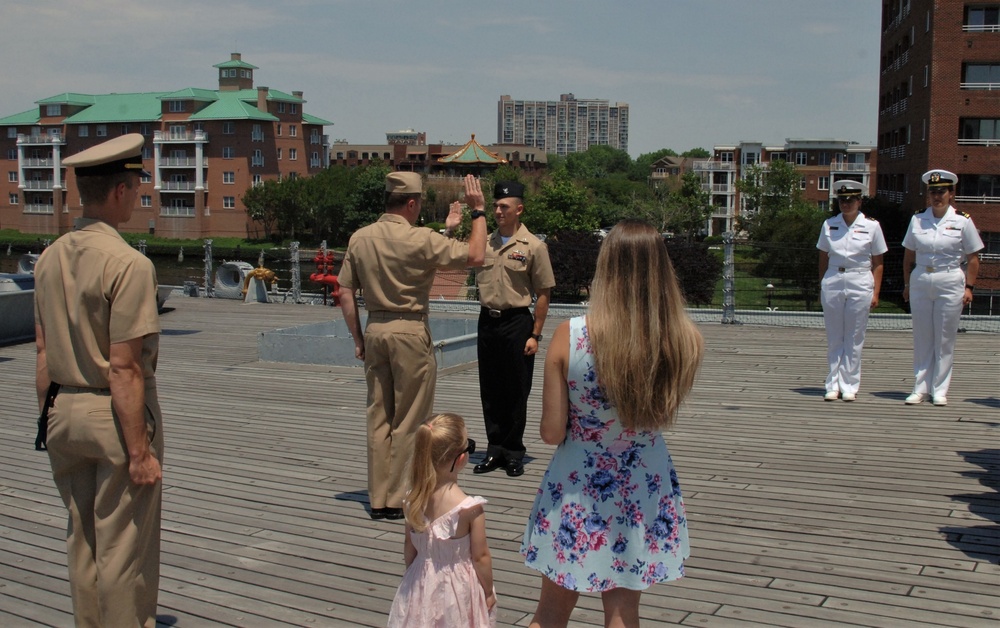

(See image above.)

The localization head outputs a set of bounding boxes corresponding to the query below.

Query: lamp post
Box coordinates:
[765,283,774,311]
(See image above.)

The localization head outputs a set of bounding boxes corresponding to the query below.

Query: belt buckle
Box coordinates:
[925,266,934,272]
[488,308,502,318]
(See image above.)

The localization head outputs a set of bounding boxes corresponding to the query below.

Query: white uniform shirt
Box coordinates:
[816,212,888,270]
[902,206,984,268]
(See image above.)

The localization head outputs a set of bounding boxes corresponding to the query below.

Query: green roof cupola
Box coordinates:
[214,52,258,91]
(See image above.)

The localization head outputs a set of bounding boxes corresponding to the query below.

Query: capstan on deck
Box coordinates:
[0,297,997,627]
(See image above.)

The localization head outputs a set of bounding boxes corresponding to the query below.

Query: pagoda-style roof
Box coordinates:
[438,134,507,164]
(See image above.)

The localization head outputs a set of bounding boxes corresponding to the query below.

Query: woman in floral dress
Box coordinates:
[521,219,704,627]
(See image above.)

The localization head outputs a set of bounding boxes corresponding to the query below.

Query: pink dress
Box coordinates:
[387,496,496,627]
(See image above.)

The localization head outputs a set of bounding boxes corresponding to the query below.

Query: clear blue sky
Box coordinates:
[2,0,882,158]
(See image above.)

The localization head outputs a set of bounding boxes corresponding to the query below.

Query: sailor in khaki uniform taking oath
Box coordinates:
[338,173,487,520]
[902,169,983,406]
[34,133,165,628]
[816,180,887,402]
[473,181,555,477]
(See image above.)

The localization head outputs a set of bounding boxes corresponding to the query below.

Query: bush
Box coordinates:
[545,229,602,303]
[666,240,723,306]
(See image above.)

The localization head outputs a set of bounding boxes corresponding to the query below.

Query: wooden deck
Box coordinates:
[0,296,997,627]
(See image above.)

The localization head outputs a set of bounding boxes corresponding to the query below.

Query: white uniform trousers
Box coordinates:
[821,269,874,395]
[909,266,965,397]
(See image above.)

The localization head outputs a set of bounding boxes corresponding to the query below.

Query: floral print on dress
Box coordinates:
[521,316,690,592]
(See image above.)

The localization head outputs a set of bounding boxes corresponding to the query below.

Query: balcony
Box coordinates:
[960,82,1000,90]
[701,183,733,194]
[160,181,200,191]
[830,163,870,173]
[160,206,195,217]
[956,194,1000,204]
[153,130,208,143]
[160,157,207,167]
[23,158,54,167]
[692,160,736,171]
[23,204,54,214]
[958,138,1000,146]
[963,24,1000,32]
[22,180,55,190]
[710,207,731,219]
[17,132,64,146]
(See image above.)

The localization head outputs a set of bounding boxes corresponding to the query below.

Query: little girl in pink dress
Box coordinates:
[388,413,497,627]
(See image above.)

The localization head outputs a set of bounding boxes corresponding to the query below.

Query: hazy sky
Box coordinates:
[2,0,882,157]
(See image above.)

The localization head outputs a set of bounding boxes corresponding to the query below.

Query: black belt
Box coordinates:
[481,306,531,319]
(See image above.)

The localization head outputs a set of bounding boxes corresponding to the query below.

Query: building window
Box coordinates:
[140,124,150,136]
[252,174,263,186]
[141,195,152,207]
[799,177,807,190]
[143,147,152,160]
[96,125,107,137]
[962,63,1000,89]
[959,118,1000,143]
[818,176,830,190]
[289,148,297,160]
[818,152,831,166]
[817,200,829,212]
[276,124,282,136]
[241,69,250,79]
[252,150,263,167]
[141,172,151,184]
[958,174,1000,199]
[7,127,17,139]
[277,148,282,160]
[252,124,263,141]
[288,172,298,181]
[795,152,807,166]
[8,171,17,182]
[223,146,235,159]
[169,125,186,139]
[223,171,235,184]
[336,152,345,160]
[223,122,235,135]
[9,193,18,205]
[291,104,299,114]
[278,102,286,113]
[223,196,235,209]
[121,124,130,135]
[965,5,1000,31]
[46,104,61,116]
[289,125,297,137]
[6,149,16,160]
[168,100,185,113]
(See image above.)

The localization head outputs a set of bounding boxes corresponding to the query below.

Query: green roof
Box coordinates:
[189,94,277,121]
[0,109,41,126]
[302,112,333,126]
[160,88,219,102]
[438,135,506,164]
[36,93,97,106]
[64,92,167,123]
[233,88,304,103]
[214,59,259,70]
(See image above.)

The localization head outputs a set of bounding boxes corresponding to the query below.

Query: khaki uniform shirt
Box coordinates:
[338,213,471,312]
[476,224,555,310]
[34,218,161,388]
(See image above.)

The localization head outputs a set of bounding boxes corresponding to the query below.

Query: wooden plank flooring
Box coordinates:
[0,296,997,627]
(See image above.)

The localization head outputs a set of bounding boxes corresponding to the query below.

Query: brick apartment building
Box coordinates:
[877,0,1000,248]
[330,132,546,174]
[692,139,877,236]
[0,53,332,239]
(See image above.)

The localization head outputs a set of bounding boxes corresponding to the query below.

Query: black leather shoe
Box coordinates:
[370,508,388,520]
[474,455,505,474]
[505,459,525,477]
[383,508,404,520]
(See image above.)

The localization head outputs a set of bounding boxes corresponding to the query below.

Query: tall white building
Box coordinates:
[497,93,629,156]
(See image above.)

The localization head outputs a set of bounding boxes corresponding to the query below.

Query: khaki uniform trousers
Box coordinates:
[363,313,436,510]
[47,386,164,628]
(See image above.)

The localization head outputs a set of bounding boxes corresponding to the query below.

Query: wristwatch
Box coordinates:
[470,209,486,220]
[531,333,543,341]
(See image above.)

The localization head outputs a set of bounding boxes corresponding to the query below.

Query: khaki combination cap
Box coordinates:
[385,172,422,194]
[63,133,150,178]
[921,169,957,188]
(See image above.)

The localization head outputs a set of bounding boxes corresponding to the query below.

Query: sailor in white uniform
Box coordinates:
[817,180,888,401]
[902,170,983,406]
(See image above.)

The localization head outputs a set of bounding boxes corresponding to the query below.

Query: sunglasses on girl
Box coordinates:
[450,438,476,472]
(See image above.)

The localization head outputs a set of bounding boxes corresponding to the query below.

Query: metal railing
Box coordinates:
[160,157,207,167]
[23,204,54,214]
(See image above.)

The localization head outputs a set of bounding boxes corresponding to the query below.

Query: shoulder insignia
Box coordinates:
[960,211,971,219]
[913,209,922,215]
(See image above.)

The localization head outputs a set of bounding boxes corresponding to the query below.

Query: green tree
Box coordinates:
[681,147,711,158]
[631,148,678,181]
[564,145,633,180]
[531,170,597,234]
[737,160,828,309]
[242,179,282,240]
[304,166,355,244]
[342,161,392,240]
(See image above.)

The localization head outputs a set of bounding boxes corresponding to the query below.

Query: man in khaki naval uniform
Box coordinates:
[34,134,164,628]
[472,181,555,477]
[338,173,487,519]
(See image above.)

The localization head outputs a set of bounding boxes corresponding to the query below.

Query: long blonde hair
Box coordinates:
[405,413,468,532]
[587,219,704,431]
